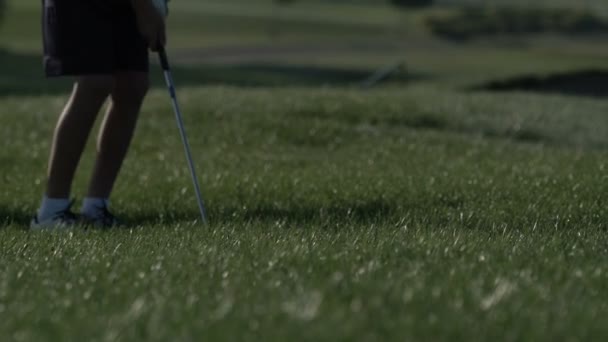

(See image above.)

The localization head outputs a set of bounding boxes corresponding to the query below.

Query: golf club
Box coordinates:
[158,46,208,224]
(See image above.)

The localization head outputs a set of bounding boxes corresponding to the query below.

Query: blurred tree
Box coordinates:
[272,0,434,8]
[426,6,608,41]
[274,0,296,5]
[389,0,434,9]
[0,0,5,26]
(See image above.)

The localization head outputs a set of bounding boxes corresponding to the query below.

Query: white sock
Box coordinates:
[38,196,71,221]
[81,197,110,218]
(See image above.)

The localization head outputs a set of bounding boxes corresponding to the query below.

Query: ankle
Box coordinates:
[38,196,71,221]
[81,197,110,218]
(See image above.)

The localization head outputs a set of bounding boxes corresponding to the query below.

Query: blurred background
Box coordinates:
[1,0,608,95]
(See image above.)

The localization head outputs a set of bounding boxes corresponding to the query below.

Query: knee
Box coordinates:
[112,73,150,107]
[75,76,114,99]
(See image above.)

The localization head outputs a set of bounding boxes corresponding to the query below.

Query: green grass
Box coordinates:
[1,0,608,341]
[2,86,608,341]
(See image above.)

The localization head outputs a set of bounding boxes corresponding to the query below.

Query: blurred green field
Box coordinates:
[1,1,608,341]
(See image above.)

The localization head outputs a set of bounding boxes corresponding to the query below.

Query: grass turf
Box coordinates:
[1,0,608,341]
[1,86,607,341]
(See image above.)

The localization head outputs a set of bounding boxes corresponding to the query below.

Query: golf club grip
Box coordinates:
[158,46,170,71]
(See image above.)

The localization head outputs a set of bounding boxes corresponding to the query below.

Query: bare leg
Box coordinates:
[46,76,114,198]
[86,72,149,198]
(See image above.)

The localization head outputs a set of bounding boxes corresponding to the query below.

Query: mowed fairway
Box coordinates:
[1,1,608,341]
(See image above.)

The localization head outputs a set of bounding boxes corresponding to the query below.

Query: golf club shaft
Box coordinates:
[158,47,208,224]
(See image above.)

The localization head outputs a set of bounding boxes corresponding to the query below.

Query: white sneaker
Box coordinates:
[82,204,120,228]
[30,201,79,230]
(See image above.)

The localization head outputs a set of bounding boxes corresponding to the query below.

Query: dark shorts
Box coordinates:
[42,0,149,77]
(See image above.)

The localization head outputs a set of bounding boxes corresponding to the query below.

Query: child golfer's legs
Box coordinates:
[42,72,149,223]
[34,0,164,228]
[46,76,114,199]
[35,76,113,226]
[86,72,149,199]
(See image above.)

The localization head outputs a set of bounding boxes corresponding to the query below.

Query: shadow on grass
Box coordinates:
[0,195,445,229]
[122,198,396,227]
[0,204,393,229]
[120,192,469,228]
[472,69,608,98]
[0,49,423,97]
[0,205,32,228]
